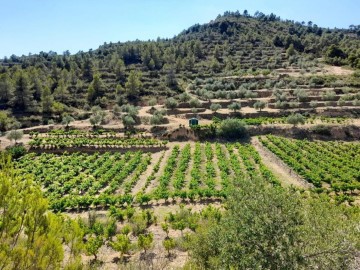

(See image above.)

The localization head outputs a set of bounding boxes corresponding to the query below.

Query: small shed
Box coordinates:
[189,118,199,126]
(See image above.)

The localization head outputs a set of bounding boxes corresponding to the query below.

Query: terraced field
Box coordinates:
[15,142,278,212]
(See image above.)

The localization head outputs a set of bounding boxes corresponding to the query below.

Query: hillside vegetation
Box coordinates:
[0,10,359,127]
[1,10,360,269]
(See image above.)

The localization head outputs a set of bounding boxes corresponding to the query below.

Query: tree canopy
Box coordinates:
[0,154,84,269]
[189,176,360,269]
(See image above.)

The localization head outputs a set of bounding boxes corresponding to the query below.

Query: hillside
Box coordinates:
[0,10,359,127]
[1,10,360,270]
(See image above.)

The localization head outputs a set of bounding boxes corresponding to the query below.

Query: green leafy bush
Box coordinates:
[218,118,247,139]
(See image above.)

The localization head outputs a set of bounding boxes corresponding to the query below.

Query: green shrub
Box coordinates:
[311,124,331,136]
[6,145,27,159]
[218,118,247,139]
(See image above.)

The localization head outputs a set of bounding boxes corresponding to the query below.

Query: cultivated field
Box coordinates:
[15,140,279,212]
[260,135,360,203]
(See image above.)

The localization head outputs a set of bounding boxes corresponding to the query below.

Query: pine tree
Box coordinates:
[10,70,34,111]
[214,45,222,60]
[184,54,195,71]
[165,68,178,88]
[0,74,14,104]
[53,79,70,103]
[87,74,105,103]
[141,48,151,67]
[41,86,54,113]
[137,233,153,254]
[286,44,296,58]
[0,155,65,269]
[110,234,131,260]
[211,58,221,73]
[83,57,95,81]
[125,70,142,98]
[194,41,203,59]
[115,59,126,81]
[32,78,43,101]
[148,58,156,70]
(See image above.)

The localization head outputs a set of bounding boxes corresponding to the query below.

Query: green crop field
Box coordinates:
[260,135,360,201]
[15,142,278,212]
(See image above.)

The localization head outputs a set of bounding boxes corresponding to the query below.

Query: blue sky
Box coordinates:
[0,0,359,57]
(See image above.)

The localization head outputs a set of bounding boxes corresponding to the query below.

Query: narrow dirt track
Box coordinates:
[131,150,164,195]
[251,136,313,189]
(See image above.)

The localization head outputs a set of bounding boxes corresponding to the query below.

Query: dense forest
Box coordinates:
[0,10,359,127]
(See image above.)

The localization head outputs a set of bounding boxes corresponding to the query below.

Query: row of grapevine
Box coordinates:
[189,143,202,190]
[260,135,360,194]
[123,153,152,194]
[215,143,231,189]
[204,142,216,190]
[141,151,165,193]
[15,142,280,211]
[152,146,180,199]
[29,137,167,149]
[16,151,151,211]
[173,144,192,191]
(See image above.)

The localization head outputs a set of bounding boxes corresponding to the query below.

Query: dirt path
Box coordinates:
[145,149,170,194]
[198,143,207,189]
[212,144,223,191]
[0,133,31,150]
[182,142,195,191]
[131,151,164,195]
[144,143,187,194]
[251,137,313,189]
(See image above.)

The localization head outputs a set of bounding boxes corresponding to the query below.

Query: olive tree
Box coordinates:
[7,130,23,144]
[90,106,106,127]
[244,90,258,100]
[228,102,241,113]
[112,104,122,118]
[322,90,337,101]
[165,97,178,110]
[210,103,222,113]
[62,114,74,128]
[189,98,201,108]
[287,113,305,127]
[294,88,309,102]
[120,104,139,118]
[147,98,157,106]
[253,100,267,112]
[150,109,166,125]
[122,115,136,130]
[178,92,191,102]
